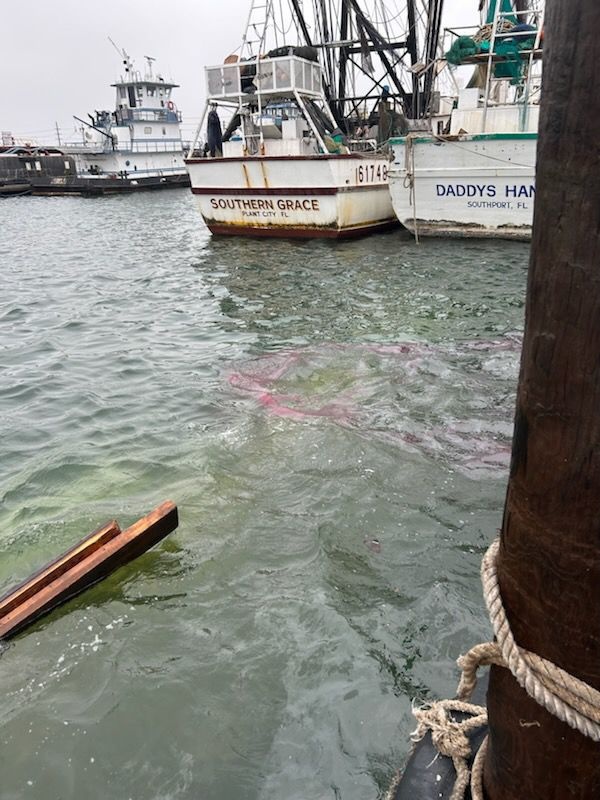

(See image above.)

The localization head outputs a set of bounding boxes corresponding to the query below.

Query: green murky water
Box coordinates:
[0,191,528,799]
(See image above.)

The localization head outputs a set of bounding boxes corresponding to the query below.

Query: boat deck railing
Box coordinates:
[442,6,545,132]
[127,140,185,153]
[117,108,182,124]
[205,54,324,103]
[348,138,378,153]
[62,140,184,154]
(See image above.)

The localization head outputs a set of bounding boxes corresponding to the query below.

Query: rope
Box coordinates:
[482,539,600,741]
[402,134,419,244]
[407,538,600,800]
[472,19,515,43]
[411,700,488,800]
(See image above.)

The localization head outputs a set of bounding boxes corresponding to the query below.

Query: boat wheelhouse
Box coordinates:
[388,0,544,240]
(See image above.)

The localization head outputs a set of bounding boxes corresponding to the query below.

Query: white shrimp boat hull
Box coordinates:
[186,154,397,238]
[388,132,537,240]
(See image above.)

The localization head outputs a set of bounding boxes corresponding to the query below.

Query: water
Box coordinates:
[0,191,528,799]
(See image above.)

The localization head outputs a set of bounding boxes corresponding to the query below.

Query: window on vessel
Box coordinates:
[136,87,143,97]
[144,126,152,135]
[260,61,274,91]
[35,161,42,171]
[312,64,320,92]
[275,60,291,90]
[207,69,222,95]
[303,62,311,92]
[147,87,155,97]
[64,160,71,170]
[25,162,32,171]
[119,87,127,98]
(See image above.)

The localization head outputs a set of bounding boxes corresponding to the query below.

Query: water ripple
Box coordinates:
[0,191,528,799]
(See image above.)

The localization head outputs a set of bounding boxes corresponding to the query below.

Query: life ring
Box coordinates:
[167,100,175,111]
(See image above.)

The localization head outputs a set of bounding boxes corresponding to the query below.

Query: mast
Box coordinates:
[484,0,600,797]
[406,0,420,116]
[337,0,351,121]
[288,0,344,126]
[345,0,410,109]
[421,0,444,117]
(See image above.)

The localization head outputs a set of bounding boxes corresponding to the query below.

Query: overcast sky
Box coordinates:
[1,0,479,144]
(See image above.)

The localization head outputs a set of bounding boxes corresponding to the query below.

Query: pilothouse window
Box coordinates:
[147,87,155,97]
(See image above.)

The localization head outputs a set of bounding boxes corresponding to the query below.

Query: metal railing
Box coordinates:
[205,54,324,101]
[117,109,182,124]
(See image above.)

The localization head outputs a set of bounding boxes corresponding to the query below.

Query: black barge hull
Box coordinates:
[30,172,190,196]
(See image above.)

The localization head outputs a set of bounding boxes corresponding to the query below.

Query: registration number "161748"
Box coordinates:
[354,163,388,184]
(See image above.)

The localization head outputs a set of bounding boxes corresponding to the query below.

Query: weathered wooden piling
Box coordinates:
[485,1,600,797]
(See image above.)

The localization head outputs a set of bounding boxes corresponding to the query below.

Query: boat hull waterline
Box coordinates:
[388,133,537,240]
[186,154,398,238]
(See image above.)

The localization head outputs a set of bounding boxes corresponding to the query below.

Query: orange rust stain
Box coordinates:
[241,164,251,189]
[259,162,270,189]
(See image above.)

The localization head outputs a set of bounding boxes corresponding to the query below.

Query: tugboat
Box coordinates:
[185,0,443,238]
[0,48,190,196]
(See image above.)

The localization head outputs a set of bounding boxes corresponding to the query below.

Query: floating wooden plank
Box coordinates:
[0,521,121,618]
[0,501,178,640]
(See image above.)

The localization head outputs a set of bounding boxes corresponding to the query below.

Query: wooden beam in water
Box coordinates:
[0,521,121,618]
[0,501,178,640]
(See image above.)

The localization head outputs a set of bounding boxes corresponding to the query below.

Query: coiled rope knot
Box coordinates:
[412,700,484,759]
[410,700,488,800]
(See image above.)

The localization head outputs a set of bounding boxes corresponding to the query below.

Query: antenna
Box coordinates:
[108,36,133,75]
[144,55,156,79]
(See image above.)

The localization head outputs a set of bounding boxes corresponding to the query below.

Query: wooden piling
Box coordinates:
[484,1,600,797]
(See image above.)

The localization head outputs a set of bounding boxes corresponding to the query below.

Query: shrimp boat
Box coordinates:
[186,0,443,238]
[388,0,544,240]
